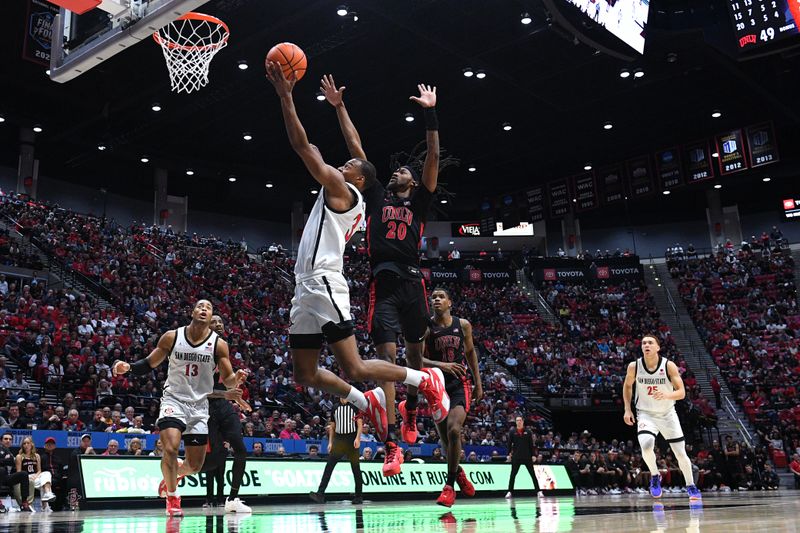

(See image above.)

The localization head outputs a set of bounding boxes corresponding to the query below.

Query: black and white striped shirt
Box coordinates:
[332,403,359,436]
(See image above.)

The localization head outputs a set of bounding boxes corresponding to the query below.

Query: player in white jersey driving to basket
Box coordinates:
[112,299,247,516]
[265,62,449,462]
[623,334,701,501]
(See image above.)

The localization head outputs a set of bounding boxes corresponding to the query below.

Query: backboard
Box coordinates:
[49,0,206,83]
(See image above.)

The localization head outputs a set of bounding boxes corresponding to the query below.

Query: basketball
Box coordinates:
[266,42,307,81]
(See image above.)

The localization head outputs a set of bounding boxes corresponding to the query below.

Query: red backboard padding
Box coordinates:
[47,0,101,15]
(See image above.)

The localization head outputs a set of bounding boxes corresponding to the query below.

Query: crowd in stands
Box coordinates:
[670,229,800,464]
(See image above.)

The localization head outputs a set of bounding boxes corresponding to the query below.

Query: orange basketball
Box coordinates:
[266,42,307,81]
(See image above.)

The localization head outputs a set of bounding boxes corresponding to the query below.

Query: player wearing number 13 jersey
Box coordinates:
[622,334,701,501]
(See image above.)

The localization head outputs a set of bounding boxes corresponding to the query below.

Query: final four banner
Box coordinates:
[684,140,714,182]
[746,122,779,168]
[22,0,59,66]
[715,129,748,175]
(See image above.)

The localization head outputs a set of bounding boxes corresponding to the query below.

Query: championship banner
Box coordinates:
[597,165,626,205]
[78,457,567,500]
[22,0,59,66]
[525,186,545,222]
[746,122,779,168]
[654,147,684,190]
[715,129,748,175]
[684,140,714,182]
[572,172,598,212]
[548,179,570,218]
[626,155,655,197]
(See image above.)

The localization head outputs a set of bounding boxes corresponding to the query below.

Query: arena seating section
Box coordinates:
[0,195,781,493]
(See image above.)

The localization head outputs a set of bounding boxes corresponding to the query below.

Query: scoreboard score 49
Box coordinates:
[727,0,800,49]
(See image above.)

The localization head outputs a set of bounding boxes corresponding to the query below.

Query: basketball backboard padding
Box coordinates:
[47,0,100,15]
[49,0,206,83]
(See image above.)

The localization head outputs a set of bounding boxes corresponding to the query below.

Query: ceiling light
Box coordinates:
[151,103,162,112]
[242,132,253,141]
[33,125,43,133]
[237,60,248,71]
[711,110,722,118]
[440,199,448,204]
[353,14,359,22]
[405,113,415,123]
[0,115,5,123]
[492,240,498,244]
[45,69,51,76]
[711,152,719,158]
[140,156,149,163]
[584,164,592,171]
[521,12,532,25]
[502,122,512,131]
[316,92,326,101]
[662,190,670,195]
[603,122,613,130]
[463,67,474,78]
[714,184,722,189]
[449,241,454,245]
[666,52,678,63]
[619,68,631,79]
[186,169,194,176]
[228,176,237,182]
[97,144,106,151]
[468,166,476,172]
[762,177,771,182]
[633,68,644,78]
[336,5,348,16]
[266,182,274,188]
[311,189,318,195]
[476,70,486,79]
[573,198,577,202]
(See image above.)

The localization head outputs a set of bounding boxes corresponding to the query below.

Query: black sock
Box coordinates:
[406,396,418,411]
[446,471,457,486]
[229,486,239,499]
[387,423,398,442]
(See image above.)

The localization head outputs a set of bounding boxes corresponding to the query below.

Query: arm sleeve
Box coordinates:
[411,185,434,223]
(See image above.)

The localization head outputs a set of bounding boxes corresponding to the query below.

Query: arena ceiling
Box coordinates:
[1,0,799,223]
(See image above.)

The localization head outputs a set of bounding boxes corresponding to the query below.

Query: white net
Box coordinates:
[154,13,229,94]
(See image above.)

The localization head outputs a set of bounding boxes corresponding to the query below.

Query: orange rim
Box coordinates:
[153,12,230,52]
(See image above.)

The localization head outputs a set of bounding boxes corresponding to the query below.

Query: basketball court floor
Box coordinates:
[1,493,798,532]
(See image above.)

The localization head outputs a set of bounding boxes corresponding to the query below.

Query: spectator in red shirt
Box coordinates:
[279,420,301,440]
[790,454,800,489]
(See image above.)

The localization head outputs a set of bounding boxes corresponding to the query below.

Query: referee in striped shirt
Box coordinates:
[309,397,363,504]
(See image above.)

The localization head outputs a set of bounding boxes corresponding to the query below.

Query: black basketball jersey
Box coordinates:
[21,456,36,475]
[363,182,433,277]
[426,316,466,386]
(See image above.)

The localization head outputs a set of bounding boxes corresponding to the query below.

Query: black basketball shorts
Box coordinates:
[368,271,429,345]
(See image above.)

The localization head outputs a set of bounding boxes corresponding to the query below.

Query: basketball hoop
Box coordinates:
[153,12,229,94]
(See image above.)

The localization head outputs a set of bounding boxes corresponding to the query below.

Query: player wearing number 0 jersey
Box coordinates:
[266,62,450,477]
[623,334,701,501]
[112,299,248,516]
[320,74,441,477]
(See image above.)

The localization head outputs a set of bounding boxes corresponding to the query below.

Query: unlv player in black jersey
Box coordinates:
[423,288,483,507]
[321,75,441,477]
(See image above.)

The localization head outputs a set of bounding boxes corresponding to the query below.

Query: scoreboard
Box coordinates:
[727,0,800,50]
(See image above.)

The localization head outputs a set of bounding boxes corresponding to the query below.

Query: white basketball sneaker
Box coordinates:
[224,497,252,513]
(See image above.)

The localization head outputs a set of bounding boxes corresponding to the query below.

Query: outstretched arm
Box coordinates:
[266,63,352,209]
[112,330,175,376]
[410,84,439,194]
[321,74,367,160]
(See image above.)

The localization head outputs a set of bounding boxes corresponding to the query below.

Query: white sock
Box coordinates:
[167,491,177,497]
[346,387,368,411]
[403,368,425,387]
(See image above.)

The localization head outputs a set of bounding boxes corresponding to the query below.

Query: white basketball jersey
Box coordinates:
[634,356,675,414]
[163,326,218,403]
[295,183,364,278]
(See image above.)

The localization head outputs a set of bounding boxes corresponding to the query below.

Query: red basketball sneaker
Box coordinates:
[436,484,456,508]
[418,368,450,423]
[382,440,404,477]
[362,388,388,442]
[456,467,475,497]
[398,400,418,444]
[158,458,184,498]
[165,495,183,517]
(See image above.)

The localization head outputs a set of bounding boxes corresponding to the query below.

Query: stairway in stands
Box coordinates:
[643,260,758,445]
